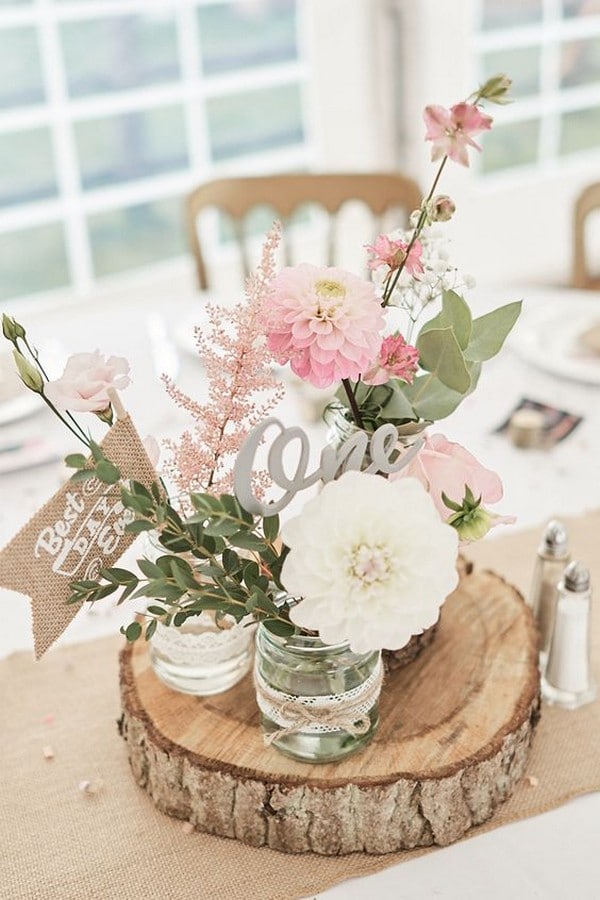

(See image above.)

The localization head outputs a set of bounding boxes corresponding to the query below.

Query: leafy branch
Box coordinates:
[67,480,295,642]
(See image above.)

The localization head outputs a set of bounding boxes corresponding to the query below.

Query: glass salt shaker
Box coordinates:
[542,561,597,710]
[528,520,570,670]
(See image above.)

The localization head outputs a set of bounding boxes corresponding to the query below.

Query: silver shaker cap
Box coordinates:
[540,519,569,557]
[563,560,590,592]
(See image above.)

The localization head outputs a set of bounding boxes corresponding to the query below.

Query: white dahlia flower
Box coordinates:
[281,471,459,653]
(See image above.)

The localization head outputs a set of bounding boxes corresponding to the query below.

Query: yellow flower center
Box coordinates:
[314,279,346,320]
[315,279,346,298]
[349,543,393,587]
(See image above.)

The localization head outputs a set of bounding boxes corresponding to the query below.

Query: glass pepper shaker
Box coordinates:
[528,520,570,671]
[542,561,597,710]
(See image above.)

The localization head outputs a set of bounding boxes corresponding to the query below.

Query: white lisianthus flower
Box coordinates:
[281,472,459,653]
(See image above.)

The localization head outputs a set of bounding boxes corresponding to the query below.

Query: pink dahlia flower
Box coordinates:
[362,333,419,386]
[423,102,493,167]
[366,235,424,276]
[264,264,384,389]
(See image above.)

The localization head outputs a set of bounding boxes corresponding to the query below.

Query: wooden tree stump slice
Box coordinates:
[119,566,541,855]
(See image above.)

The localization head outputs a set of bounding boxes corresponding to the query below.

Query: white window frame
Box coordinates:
[0,0,318,303]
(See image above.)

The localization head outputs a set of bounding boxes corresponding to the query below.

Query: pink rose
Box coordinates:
[44,351,131,412]
[396,434,512,535]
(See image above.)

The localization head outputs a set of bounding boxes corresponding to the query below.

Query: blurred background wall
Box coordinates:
[0,0,599,308]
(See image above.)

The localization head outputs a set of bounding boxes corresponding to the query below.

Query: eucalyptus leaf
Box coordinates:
[377,381,416,420]
[263,514,280,542]
[229,531,266,552]
[465,301,522,361]
[190,493,223,514]
[404,374,465,421]
[116,581,139,605]
[124,621,142,642]
[95,459,120,484]
[124,519,154,534]
[100,566,137,585]
[418,290,472,350]
[243,560,260,588]
[138,559,167,579]
[69,469,95,484]
[64,453,88,469]
[146,605,168,616]
[204,518,240,538]
[416,326,471,393]
[263,619,295,637]
[129,480,152,501]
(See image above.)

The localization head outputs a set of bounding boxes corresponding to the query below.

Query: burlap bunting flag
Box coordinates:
[0,414,157,658]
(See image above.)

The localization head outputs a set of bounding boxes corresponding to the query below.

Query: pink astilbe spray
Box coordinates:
[162,223,284,499]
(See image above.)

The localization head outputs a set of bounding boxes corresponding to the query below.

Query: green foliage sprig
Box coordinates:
[67,479,295,642]
[335,290,522,429]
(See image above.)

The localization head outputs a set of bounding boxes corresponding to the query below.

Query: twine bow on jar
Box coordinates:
[254,660,384,745]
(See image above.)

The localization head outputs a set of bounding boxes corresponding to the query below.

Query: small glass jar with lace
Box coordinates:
[144,532,255,696]
[254,623,382,763]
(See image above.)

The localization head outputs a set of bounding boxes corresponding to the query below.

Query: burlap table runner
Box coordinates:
[1,511,599,900]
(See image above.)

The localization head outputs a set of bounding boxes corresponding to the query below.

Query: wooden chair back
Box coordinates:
[186,173,422,290]
[573,182,600,290]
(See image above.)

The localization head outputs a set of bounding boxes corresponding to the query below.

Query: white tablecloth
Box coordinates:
[1,284,599,898]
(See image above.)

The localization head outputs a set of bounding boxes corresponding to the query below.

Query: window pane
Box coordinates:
[88,197,185,277]
[0,128,57,206]
[207,83,303,161]
[481,46,540,97]
[480,0,542,29]
[480,118,539,172]
[561,36,600,88]
[560,105,600,154]
[75,106,188,190]
[61,14,180,98]
[198,0,297,75]
[0,224,69,301]
[0,27,44,109]
[562,0,600,18]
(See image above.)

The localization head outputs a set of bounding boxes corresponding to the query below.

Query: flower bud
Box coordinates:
[2,314,25,343]
[452,507,492,542]
[95,405,114,426]
[13,349,44,393]
[430,195,456,222]
[479,74,512,105]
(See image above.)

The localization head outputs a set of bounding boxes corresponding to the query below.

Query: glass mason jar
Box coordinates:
[143,531,254,696]
[325,404,428,467]
[150,612,255,696]
[254,625,382,763]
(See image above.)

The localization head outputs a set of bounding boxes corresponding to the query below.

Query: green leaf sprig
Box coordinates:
[67,481,296,642]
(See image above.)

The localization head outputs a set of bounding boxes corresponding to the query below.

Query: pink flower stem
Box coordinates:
[382,156,448,308]
[342,378,365,429]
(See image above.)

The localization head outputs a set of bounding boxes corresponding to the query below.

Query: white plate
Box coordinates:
[510,301,600,385]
